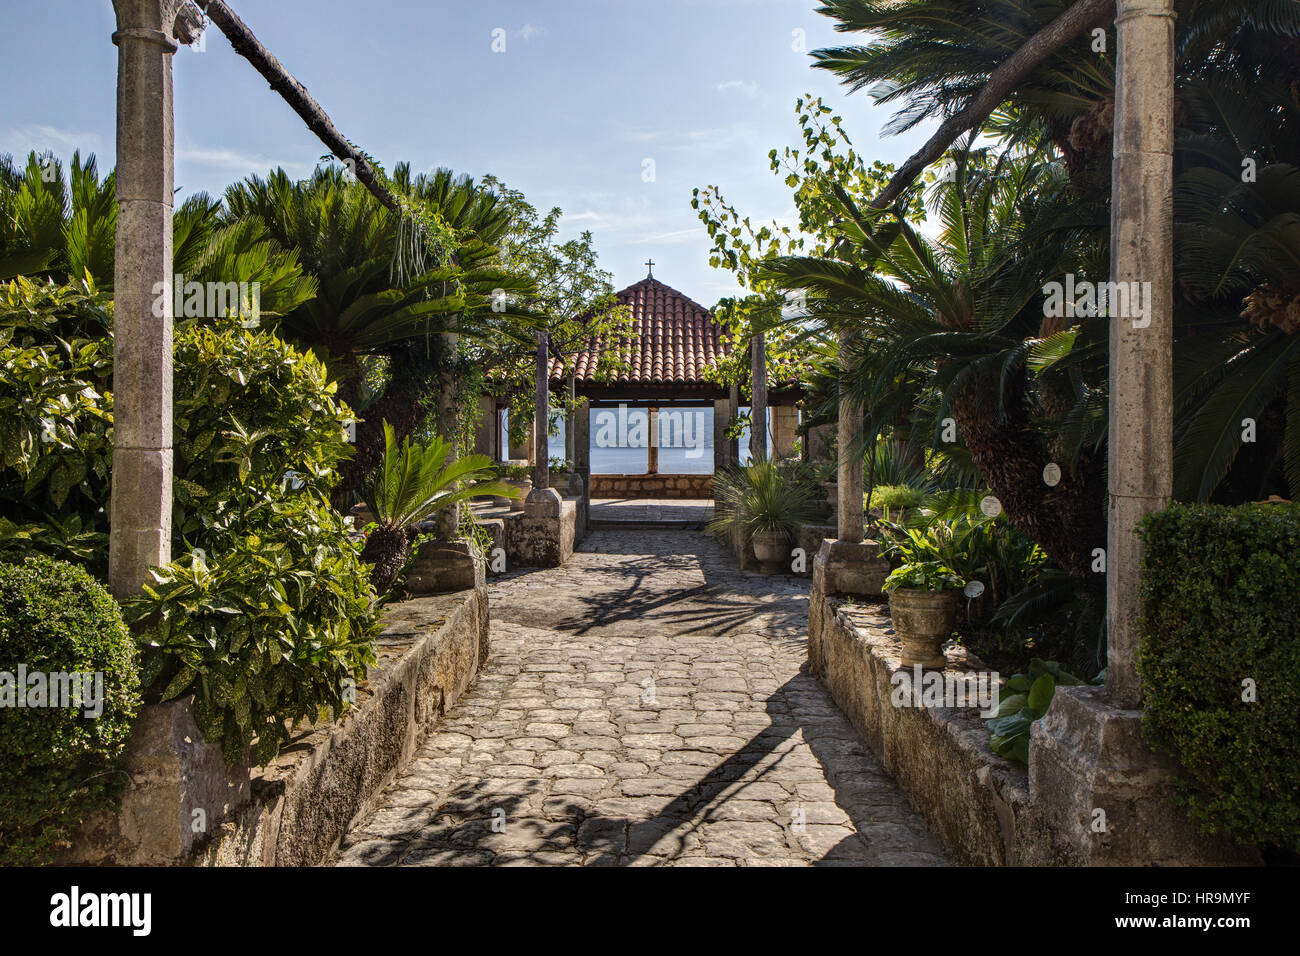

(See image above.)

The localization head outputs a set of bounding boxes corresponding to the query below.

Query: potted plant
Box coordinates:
[708,460,821,573]
[883,561,964,668]
[498,461,532,510]
[361,423,511,593]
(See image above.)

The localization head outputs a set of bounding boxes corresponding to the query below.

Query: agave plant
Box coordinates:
[360,422,512,593]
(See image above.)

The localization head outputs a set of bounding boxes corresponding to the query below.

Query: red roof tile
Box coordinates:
[550,277,732,390]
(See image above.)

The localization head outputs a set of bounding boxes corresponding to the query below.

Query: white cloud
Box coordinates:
[514,24,545,41]
[716,80,760,98]
[3,124,106,159]
[177,145,310,176]
[615,121,756,156]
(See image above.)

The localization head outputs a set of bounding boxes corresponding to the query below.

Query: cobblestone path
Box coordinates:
[336,529,947,866]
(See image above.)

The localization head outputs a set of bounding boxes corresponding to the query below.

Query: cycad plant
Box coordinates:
[360,422,510,593]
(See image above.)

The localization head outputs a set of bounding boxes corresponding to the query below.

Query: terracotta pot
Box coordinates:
[888,588,960,668]
[751,529,789,574]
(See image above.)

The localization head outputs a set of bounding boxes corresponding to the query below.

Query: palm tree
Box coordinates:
[0,150,317,317]
[764,146,1109,582]
[221,164,538,502]
[361,422,509,592]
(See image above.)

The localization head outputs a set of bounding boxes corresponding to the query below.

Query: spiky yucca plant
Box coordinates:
[708,460,823,543]
[361,422,512,593]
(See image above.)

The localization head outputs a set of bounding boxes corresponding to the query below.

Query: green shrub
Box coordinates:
[171,318,355,543]
[1,280,378,767]
[0,278,114,571]
[0,555,141,864]
[129,482,379,766]
[883,560,963,593]
[866,483,924,513]
[1137,501,1300,853]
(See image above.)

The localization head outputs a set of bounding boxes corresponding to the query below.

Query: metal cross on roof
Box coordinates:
[645,259,655,278]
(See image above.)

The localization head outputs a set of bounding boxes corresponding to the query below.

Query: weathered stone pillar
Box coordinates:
[564,372,576,465]
[108,0,199,598]
[749,332,767,463]
[772,405,799,460]
[533,330,550,489]
[472,395,496,459]
[434,331,461,541]
[572,397,590,503]
[727,384,741,464]
[837,331,864,544]
[1107,0,1176,709]
[647,406,659,475]
[713,396,732,471]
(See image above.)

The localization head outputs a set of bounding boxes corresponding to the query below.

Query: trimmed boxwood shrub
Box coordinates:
[0,555,141,864]
[1137,501,1300,853]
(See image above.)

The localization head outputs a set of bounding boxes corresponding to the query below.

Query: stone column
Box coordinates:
[837,331,864,544]
[727,383,741,465]
[1107,0,1175,709]
[713,396,732,471]
[472,395,496,459]
[108,0,196,598]
[434,331,460,541]
[573,397,590,502]
[647,406,659,476]
[772,405,799,460]
[564,372,576,466]
[533,330,550,490]
[749,332,767,463]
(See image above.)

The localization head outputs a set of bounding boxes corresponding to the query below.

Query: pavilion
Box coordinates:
[472,272,804,501]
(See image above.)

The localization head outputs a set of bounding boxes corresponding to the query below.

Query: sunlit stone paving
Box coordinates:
[336,528,946,867]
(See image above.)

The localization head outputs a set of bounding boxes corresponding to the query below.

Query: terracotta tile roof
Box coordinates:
[550,277,732,390]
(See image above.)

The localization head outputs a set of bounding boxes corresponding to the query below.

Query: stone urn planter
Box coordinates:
[504,477,532,512]
[751,529,790,574]
[888,588,960,668]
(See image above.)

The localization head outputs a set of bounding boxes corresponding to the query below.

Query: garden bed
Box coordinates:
[67,583,489,867]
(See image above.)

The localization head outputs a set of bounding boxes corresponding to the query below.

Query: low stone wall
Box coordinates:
[69,583,489,866]
[591,473,712,499]
[808,597,1031,865]
[807,571,1260,866]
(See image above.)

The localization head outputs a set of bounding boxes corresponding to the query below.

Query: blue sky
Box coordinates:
[0,0,932,304]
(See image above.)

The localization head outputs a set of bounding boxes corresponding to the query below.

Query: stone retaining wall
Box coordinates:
[808,594,1031,865]
[807,574,1260,866]
[69,583,489,866]
[591,474,712,499]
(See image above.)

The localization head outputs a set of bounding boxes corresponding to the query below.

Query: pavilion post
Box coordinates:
[1105,0,1176,708]
[647,407,660,475]
[727,384,741,465]
[434,331,461,540]
[713,396,732,471]
[533,330,550,490]
[750,332,768,463]
[108,0,199,598]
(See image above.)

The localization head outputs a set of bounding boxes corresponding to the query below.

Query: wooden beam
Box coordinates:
[868,0,1116,211]
[199,1,402,215]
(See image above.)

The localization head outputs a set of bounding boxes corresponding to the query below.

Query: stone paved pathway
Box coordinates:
[335,528,946,867]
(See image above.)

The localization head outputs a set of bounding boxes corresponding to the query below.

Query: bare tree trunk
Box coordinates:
[869,0,1116,211]
[201,1,402,215]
